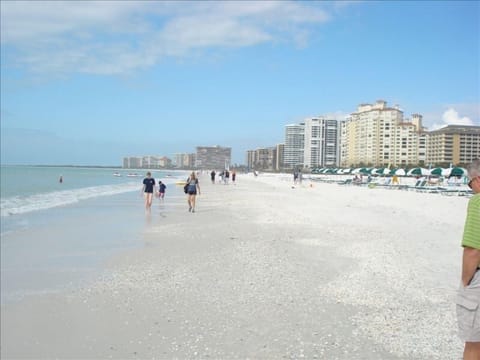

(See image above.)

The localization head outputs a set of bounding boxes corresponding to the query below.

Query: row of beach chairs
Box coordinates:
[332,177,473,196]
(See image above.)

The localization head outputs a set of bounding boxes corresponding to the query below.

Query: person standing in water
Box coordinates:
[186,172,201,213]
[158,181,166,199]
[142,172,156,211]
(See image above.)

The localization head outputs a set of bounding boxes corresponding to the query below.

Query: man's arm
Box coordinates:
[462,246,480,286]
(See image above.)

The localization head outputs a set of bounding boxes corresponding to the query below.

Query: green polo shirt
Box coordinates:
[462,194,480,249]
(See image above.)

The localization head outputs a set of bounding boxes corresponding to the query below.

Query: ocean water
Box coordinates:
[1,166,182,219]
[0,165,188,304]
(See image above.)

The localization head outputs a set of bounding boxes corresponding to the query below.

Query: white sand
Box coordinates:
[1,173,468,359]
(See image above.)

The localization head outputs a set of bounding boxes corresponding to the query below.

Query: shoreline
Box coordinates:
[1,173,466,359]
[0,182,186,305]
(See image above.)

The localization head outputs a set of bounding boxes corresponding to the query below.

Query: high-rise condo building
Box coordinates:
[174,153,195,168]
[195,145,232,169]
[275,144,285,170]
[283,118,340,169]
[340,100,426,168]
[283,123,305,169]
[246,147,277,171]
[303,117,341,168]
[427,125,480,166]
[123,156,172,168]
[246,144,284,171]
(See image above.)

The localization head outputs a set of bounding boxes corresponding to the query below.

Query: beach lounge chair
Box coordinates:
[412,180,446,193]
[438,186,473,196]
[337,178,352,185]
[407,180,428,191]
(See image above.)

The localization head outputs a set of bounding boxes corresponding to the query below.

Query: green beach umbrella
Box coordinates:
[407,167,429,176]
[450,167,467,177]
[429,167,443,176]
[373,167,385,175]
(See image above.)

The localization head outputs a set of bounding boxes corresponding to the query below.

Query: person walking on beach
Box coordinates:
[456,159,480,360]
[158,181,166,199]
[210,170,216,184]
[224,169,230,184]
[142,172,156,210]
[186,172,201,212]
[232,170,236,184]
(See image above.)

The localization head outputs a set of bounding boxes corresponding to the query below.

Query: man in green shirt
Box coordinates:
[457,159,480,360]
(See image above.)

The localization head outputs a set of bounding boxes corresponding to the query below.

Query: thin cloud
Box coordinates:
[1,1,331,76]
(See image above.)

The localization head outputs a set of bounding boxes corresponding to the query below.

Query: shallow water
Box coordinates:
[0,166,188,304]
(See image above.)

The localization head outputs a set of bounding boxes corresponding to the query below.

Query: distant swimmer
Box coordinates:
[59,175,63,183]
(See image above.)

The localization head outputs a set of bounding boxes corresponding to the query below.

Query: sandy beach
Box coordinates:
[1,172,468,359]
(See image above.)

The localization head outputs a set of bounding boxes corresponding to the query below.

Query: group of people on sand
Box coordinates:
[141,171,200,213]
[210,169,236,185]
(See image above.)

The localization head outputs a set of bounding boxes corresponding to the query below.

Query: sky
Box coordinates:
[1,0,479,166]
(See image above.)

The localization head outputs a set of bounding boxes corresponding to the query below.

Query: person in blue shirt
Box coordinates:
[158,181,166,199]
[142,172,156,210]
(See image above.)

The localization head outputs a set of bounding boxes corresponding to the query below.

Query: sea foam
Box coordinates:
[1,182,140,217]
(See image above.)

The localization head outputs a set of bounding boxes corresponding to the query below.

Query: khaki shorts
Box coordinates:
[457,270,480,342]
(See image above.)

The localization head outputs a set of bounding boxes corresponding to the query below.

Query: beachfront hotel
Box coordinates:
[247,99,478,171]
[340,100,427,168]
[427,125,480,166]
[195,145,232,169]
